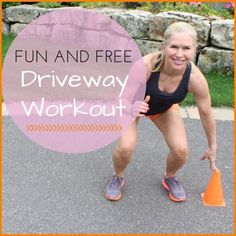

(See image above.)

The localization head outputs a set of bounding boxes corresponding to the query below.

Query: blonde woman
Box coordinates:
[105,22,217,202]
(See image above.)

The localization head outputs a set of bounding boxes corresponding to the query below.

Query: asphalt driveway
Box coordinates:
[2,116,234,234]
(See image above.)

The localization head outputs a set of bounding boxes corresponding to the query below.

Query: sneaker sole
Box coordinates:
[105,180,125,201]
[161,178,186,202]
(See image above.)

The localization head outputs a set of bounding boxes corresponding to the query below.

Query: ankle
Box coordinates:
[165,172,176,178]
[114,173,124,178]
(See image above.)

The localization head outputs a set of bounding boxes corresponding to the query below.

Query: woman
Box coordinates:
[105,22,217,202]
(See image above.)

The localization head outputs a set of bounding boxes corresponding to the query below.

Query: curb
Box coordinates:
[181,106,234,121]
[2,104,234,121]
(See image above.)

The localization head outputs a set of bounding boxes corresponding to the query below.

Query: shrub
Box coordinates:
[123,2,234,19]
[2,2,21,9]
[123,2,142,9]
[224,2,234,15]
[3,1,234,19]
[159,2,233,19]
[35,2,62,8]
[76,2,123,9]
[65,2,81,7]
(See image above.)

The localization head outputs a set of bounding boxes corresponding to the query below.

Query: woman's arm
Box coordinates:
[189,64,217,171]
[122,51,161,117]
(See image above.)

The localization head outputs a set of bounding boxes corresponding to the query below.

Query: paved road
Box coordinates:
[2,116,234,234]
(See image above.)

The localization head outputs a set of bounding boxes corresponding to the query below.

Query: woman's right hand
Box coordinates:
[131,95,150,117]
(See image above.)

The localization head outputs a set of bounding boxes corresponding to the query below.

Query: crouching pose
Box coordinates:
[105,22,217,202]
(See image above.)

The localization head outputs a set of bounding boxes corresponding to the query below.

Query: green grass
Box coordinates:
[2,34,234,107]
[2,33,15,61]
[181,71,234,107]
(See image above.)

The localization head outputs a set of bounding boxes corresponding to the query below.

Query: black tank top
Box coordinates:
[145,63,191,116]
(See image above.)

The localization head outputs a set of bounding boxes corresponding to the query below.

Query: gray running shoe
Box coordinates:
[162,176,186,202]
[105,175,125,201]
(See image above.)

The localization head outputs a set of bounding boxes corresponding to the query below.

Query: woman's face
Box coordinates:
[163,32,196,71]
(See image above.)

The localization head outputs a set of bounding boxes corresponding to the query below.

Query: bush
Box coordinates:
[3,1,234,19]
[76,2,123,9]
[2,2,21,9]
[65,2,81,7]
[123,2,142,9]
[35,2,62,8]
[123,2,234,19]
[159,2,233,19]
[224,2,234,15]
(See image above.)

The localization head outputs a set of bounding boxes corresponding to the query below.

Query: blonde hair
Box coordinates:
[153,22,197,72]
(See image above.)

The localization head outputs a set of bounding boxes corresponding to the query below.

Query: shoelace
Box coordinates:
[167,177,183,191]
[109,176,122,190]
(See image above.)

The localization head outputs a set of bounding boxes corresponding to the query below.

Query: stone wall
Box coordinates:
[2,5,234,74]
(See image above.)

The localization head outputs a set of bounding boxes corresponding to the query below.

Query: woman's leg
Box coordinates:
[151,108,188,201]
[151,108,188,177]
[113,118,139,177]
[105,118,139,201]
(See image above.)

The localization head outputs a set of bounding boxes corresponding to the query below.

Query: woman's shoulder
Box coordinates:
[143,52,161,79]
[190,62,205,80]
[189,61,208,93]
[143,52,161,65]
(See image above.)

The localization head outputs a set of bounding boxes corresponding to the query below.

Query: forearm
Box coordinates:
[199,108,217,150]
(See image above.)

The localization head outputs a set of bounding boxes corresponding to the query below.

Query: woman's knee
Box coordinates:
[171,145,189,162]
[115,141,136,158]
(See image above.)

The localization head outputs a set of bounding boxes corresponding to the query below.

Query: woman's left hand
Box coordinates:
[131,95,150,117]
[200,147,217,171]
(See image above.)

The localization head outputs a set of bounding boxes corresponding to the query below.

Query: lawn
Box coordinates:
[2,33,15,61]
[2,34,234,107]
[181,71,234,107]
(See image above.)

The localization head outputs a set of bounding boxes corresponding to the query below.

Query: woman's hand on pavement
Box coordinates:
[200,147,217,171]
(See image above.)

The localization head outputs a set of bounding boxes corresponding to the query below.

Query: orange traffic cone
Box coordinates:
[201,168,226,206]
